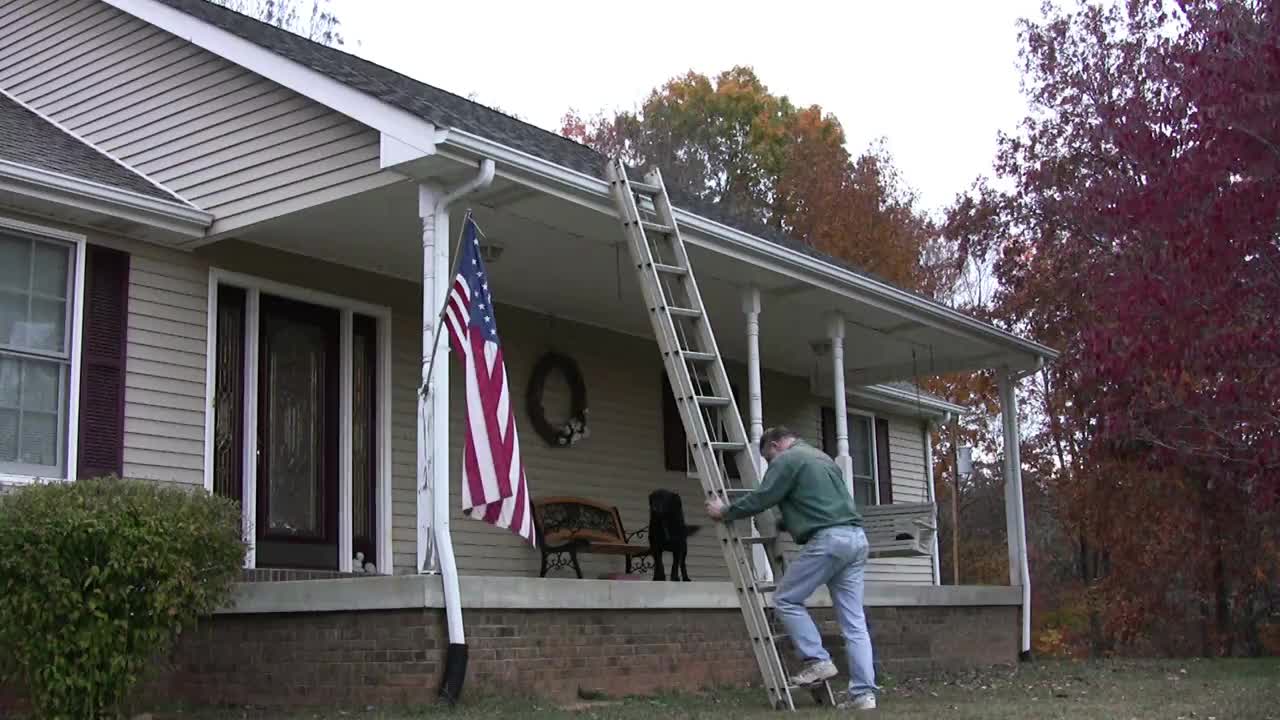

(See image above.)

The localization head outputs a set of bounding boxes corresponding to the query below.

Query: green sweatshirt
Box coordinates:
[721,440,861,544]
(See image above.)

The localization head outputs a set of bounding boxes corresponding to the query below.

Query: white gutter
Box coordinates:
[856,383,967,418]
[416,159,494,703]
[437,128,1058,366]
[0,160,212,238]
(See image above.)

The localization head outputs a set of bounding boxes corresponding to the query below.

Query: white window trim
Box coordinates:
[0,216,86,486]
[203,268,393,575]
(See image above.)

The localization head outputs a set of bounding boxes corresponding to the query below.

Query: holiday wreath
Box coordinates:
[527,352,589,447]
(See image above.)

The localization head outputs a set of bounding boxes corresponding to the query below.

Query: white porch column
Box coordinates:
[923,419,942,585]
[416,184,453,578]
[998,368,1033,658]
[827,313,853,492]
[741,286,772,582]
[742,286,764,462]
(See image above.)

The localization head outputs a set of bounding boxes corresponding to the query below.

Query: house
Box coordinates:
[0,0,1056,706]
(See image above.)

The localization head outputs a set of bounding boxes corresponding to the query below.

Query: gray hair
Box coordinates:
[759,426,799,453]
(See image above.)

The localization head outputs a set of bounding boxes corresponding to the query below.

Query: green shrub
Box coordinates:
[0,477,245,719]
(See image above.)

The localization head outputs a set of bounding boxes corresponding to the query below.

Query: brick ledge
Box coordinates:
[219,575,1022,615]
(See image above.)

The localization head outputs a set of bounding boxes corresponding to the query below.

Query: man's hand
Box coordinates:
[705,496,728,521]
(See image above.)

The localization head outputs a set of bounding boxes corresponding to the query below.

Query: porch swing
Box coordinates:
[860,346,937,559]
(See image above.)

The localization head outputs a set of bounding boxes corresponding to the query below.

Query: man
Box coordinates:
[705,426,877,711]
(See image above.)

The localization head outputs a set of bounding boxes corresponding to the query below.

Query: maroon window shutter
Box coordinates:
[661,374,688,472]
[874,417,894,504]
[77,245,129,480]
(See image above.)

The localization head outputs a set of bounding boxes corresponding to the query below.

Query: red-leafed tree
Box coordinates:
[948,0,1280,655]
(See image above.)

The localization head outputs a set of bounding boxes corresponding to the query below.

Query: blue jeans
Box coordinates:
[774,525,876,699]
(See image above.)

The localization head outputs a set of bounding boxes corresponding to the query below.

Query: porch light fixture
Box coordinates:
[478,241,504,263]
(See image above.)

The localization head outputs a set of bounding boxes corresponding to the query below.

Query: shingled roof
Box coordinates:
[0,93,178,202]
[149,0,927,293]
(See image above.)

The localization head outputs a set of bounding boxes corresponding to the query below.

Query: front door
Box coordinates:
[255,294,340,570]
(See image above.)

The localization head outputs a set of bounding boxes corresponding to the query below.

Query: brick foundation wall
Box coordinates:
[131,604,1016,707]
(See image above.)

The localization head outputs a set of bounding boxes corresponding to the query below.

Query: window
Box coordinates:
[821,407,894,507]
[0,230,75,478]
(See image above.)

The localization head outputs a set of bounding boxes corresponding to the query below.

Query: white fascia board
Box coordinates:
[0,160,213,237]
[438,128,1057,365]
[102,0,442,158]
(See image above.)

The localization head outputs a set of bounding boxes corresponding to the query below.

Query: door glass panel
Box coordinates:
[265,321,326,538]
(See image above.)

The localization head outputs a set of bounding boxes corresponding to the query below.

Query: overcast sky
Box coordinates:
[335,0,1043,214]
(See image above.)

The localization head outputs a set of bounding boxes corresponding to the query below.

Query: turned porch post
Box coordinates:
[827,314,853,493]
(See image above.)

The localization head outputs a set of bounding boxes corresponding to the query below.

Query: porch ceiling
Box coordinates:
[221,178,1039,385]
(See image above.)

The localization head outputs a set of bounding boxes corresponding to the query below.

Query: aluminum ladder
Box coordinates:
[605,159,836,710]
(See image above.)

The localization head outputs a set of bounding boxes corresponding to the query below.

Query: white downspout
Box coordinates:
[416,160,494,669]
[998,362,1039,660]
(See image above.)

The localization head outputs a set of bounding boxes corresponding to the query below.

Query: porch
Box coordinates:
[145,574,1020,705]
[187,152,1050,676]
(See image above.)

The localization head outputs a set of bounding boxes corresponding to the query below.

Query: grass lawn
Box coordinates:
[169,659,1279,720]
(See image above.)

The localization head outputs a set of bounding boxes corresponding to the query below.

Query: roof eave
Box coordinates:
[0,160,214,239]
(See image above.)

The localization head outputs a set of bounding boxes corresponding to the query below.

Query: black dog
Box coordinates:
[648,489,701,581]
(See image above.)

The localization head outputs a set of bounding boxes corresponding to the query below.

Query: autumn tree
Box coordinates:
[562,67,956,295]
[948,0,1280,656]
[210,0,344,46]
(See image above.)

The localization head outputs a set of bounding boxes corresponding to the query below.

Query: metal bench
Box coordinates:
[532,496,651,578]
[861,502,937,559]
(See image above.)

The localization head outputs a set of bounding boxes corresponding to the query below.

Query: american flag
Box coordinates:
[444,216,535,545]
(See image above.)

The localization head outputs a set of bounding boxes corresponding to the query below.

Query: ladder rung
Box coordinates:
[754,582,778,594]
[652,262,687,276]
[694,395,731,407]
[666,306,702,319]
[680,351,716,363]
[630,179,661,195]
[722,487,754,498]
[739,535,778,546]
[641,220,675,235]
[708,441,746,453]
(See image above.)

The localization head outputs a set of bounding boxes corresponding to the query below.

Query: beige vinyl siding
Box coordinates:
[122,254,207,485]
[0,0,401,233]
